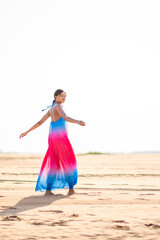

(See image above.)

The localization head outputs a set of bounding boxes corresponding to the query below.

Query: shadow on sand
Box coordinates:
[0,193,69,216]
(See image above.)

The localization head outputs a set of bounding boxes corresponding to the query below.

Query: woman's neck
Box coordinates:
[55,101,61,104]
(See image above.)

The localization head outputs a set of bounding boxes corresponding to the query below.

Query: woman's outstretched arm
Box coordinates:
[19,111,50,138]
[56,104,85,126]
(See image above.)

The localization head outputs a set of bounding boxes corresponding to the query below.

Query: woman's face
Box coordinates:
[55,92,66,103]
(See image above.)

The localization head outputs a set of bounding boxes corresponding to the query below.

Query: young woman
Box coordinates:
[20,89,85,196]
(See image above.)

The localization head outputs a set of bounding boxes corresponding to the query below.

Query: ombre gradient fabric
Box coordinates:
[35,109,78,192]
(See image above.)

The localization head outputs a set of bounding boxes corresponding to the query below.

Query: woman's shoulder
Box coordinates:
[54,104,63,109]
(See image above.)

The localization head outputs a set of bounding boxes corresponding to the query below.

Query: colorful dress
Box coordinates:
[35,103,78,192]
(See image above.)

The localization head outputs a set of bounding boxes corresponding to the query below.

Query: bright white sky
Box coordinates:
[0,0,160,154]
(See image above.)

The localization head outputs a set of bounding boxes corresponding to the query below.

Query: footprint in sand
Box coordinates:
[31,221,45,225]
[32,220,68,226]
[111,220,128,224]
[38,210,63,213]
[145,223,160,229]
[69,213,79,217]
[2,215,22,221]
[112,225,130,230]
[140,194,155,196]
[50,220,68,226]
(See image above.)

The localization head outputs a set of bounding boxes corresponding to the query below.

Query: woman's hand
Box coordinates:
[78,121,85,126]
[19,132,28,139]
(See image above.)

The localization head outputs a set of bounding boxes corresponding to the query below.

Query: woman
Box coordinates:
[20,89,85,196]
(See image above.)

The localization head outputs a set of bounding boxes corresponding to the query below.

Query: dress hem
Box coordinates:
[35,183,77,192]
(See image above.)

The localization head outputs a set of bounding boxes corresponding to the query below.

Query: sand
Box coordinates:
[0,153,160,240]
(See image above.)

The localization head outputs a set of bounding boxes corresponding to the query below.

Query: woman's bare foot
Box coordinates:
[67,189,76,195]
[44,190,55,196]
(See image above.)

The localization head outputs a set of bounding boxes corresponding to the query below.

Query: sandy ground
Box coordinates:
[0,153,160,240]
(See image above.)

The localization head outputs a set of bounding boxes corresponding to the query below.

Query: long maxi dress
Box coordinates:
[35,103,78,192]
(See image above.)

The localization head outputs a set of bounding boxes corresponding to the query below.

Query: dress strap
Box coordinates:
[42,102,56,111]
